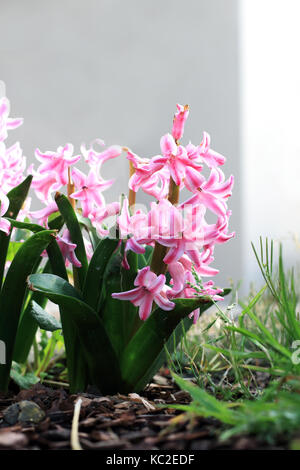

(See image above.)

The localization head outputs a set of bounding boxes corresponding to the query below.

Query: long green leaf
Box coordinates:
[0,175,32,288]
[135,315,193,392]
[83,238,118,310]
[99,251,125,358]
[0,230,55,391]
[13,261,52,363]
[120,297,218,393]
[6,214,64,234]
[28,300,61,331]
[55,193,88,291]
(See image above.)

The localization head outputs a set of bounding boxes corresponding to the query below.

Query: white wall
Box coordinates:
[241,0,300,290]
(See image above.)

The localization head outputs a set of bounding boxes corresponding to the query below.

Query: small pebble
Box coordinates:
[3,400,45,425]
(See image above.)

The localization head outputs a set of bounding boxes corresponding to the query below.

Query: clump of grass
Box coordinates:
[167,238,300,443]
[171,374,300,442]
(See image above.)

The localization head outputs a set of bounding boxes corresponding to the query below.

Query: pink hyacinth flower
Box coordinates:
[158,134,202,186]
[35,144,81,186]
[172,104,189,141]
[0,142,26,193]
[30,201,58,227]
[127,150,168,199]
[153,202,206,267]
[0,97,23,142]
[183,167,234,217]
[70,168,113,217]
[31,169,60,204]
[203,210,235,247]
[198,132,226,168]
[56,229,82,268]
[112,266,174,321]
[89,201,121,237]
[81,140,122,167]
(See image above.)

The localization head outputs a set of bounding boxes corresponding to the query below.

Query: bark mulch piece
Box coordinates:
[0,373,292,450]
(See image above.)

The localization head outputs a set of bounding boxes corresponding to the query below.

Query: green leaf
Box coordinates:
[29,300,61,332]
[5,213,64,236]
[13,292,48,364]
[6,241,23,262]
[0,175,32,288]
[0,229,56,391]
[83,238,118,310]
[99,251,125,358]
[55,193,88,291]
[10,363,40,390]
[120,297,219,393]
[28,273,82,300]
[13,261,52,364]
[136,315,193,392]
[28,273,122,393]
[5,218,46,233]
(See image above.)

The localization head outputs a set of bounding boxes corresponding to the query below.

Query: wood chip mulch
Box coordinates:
[0,374,292,450]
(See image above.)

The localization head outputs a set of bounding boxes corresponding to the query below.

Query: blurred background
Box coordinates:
[0,0,299,293]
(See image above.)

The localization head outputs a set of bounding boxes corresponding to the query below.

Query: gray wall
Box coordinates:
[0,0,241,287]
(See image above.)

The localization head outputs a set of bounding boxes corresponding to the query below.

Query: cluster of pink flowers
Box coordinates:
[0,95,234,322]
[112,104,234,321]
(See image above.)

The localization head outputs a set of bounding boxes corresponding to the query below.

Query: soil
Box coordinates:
[0,371,295,451]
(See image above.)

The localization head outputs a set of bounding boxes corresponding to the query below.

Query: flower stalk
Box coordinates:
[128,159,136,210]
[67,167,75,209]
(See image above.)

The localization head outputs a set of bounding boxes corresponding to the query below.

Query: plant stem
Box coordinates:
[33,336,39,371]
[128,160,136,210]
[67,167,75,209]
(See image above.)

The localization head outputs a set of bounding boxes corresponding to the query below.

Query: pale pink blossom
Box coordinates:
[0,97,23,142]
[127,150,168,199]
[0,142,26,193]
[70,168,113,217]
[35,144,80,187]
[31,169,60,203]
[198,132,226,168]
[183,167,234,216]
[112,266,174,320]
[89,201,120,237]
[202,211,235,247]
[148,201,206,266]
[157,134,202,186]
[81,140,122,167]
[30,201,58,227]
